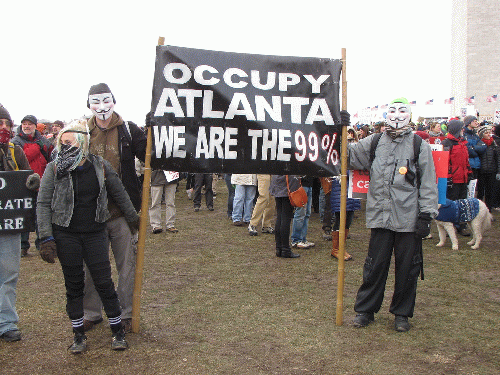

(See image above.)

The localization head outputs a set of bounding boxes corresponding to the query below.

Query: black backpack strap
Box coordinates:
[413,134,423,188]
[369,133,383,164]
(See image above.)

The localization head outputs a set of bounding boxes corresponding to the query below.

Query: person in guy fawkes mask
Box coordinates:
[346,98,438,332]
[37,120,139,353]
[0,105,38,343]
[83,83,146,333]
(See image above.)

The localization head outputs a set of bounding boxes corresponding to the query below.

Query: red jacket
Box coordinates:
[442,134,472,183]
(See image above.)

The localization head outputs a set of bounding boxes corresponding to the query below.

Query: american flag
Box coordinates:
[486,94,498,103]
[425,99,434,105]
[444,97,454,104]
[371,105,378,111]
[465,95,475,104]
[410,100,417,105]
[381,104,388,109]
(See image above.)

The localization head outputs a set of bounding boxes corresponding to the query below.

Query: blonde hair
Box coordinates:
[56,118,90,157]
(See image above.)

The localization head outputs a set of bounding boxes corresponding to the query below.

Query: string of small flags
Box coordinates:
[363,94,498,111]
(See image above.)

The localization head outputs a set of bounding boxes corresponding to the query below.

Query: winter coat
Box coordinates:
[11,129,54,177]
[442,134,471,183]
[270,175,300,198]
[231,174,257,186]
[463,127,486,169]
[330,178,361,213]
[0,143,31,171]
[88,115,147,211]
[36,153,139,240]
[479,139,500,174]
[348,131,438,232]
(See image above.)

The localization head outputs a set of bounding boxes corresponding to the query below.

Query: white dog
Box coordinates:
[434,198,492,250]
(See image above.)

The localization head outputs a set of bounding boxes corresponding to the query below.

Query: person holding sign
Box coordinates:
[36,120,140,353]
[83,83,146,333]
[346,98,438,332]
[0,105,38,343]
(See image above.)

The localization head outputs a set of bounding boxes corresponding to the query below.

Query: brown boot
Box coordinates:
[331,231,353,261]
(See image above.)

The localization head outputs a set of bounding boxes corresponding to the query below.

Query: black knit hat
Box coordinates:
[0,105,13,125]
[21,115,37,125]
[87,83,116,108]
[447,120,464,138]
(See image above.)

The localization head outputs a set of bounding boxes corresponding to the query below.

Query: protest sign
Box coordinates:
[0,171,36,233]
[150,46,342,176]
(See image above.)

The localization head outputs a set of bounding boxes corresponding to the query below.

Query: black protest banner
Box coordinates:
[150,46,342,176]
[0,171,36,233]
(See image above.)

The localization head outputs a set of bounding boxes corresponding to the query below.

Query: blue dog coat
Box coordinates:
[435,198,480,223]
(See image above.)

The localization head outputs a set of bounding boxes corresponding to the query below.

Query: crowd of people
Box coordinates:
[2,91,500,353]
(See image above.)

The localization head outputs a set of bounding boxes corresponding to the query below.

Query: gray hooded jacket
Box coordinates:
[37,153,139,239]
[348,131,438,232]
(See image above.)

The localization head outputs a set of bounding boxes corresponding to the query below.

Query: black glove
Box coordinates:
[415,212,432,238]
[340,110,350,127]
[128,218,140,235]
[26,173,40,191]
[40,238,57,263]
[145,112,154,127]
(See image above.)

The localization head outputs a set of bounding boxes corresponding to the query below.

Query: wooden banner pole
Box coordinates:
[131,36,165,333]
[336,47,348,326]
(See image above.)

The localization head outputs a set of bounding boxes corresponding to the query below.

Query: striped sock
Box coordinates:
[108,315,122,333]
[71,317,84,334]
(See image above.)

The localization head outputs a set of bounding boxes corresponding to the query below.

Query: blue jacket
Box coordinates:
[330,178,360,213]
[463,127,486,169]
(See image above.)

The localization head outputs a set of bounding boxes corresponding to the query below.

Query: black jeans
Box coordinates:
[274,197,294,251]
[354,229,421,318]
[53,229,121,321]
[193,173,214,208]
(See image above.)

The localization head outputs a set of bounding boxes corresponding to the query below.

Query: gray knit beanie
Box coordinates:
[464,115,477,128]
[447,120,464,138]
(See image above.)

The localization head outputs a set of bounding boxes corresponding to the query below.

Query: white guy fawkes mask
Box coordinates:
[386,102,411,129]
[88,93,115,121]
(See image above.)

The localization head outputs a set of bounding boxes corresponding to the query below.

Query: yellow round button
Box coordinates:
[399,166,407,175]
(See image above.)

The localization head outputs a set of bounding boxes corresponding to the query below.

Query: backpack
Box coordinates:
[370,132,423,188]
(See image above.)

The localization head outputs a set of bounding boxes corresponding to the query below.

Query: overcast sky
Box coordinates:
[2,0,452,125]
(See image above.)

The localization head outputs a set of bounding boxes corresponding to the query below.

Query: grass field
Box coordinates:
[1,177,500,374]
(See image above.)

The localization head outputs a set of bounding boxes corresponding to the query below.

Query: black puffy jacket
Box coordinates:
[479,140,500,174]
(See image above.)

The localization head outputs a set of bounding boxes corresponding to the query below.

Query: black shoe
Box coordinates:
[353,313,374,328]
[1,329,21,342]
[394,315,410,332]
[457,228,471,237]
[280,249,300,258]
[194,207,200,212]
[207,206,214,211]
[68,332,87,354]
[111,328,128,351]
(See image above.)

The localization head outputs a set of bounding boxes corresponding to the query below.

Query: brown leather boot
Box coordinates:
[331,231,353,261]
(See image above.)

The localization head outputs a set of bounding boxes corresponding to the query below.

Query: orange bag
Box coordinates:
[286,175,308,207]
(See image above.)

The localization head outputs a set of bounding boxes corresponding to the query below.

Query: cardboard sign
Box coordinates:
[0,171,36,233]
[150,45,342,176]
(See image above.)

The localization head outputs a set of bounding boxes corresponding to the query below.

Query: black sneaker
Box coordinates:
[248,224,258,236]
[1,329,21,342]
[111,328,128,351]
[353,313,374,328]
[68,332,87,354]
[394,315,410,332]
